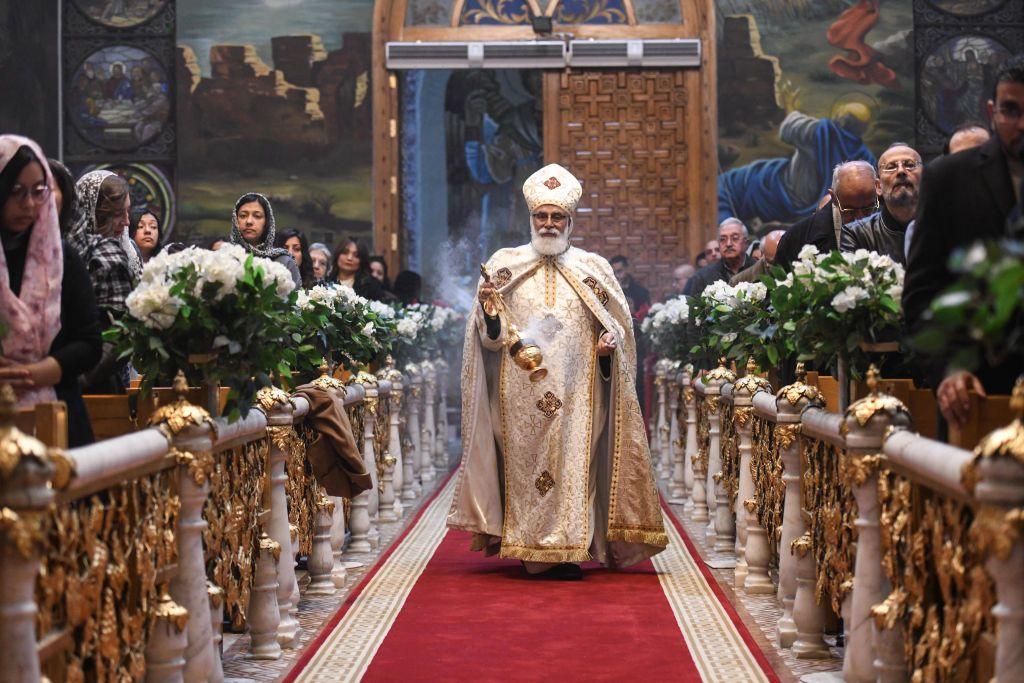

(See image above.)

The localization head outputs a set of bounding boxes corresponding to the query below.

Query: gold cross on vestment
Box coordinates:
[535,470,555,496]
[536,392,563,418]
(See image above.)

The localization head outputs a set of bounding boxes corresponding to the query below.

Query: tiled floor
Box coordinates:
[662,486,844,683]
[221,472,450,682]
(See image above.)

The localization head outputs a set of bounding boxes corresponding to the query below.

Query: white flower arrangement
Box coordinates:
[640,295,689,359]
[771,246,905,374]
[110,244,308,419]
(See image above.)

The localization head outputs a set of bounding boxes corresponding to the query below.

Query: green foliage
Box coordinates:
[914,239,1024,374]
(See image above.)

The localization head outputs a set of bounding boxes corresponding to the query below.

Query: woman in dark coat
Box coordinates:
[0,135,102,446]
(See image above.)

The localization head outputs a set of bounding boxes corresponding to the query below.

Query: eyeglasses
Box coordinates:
[995,104,1022,121]
[832,193,879,219]
[532,211,567,224]
[879,160,920,174]
[9,183,51,205]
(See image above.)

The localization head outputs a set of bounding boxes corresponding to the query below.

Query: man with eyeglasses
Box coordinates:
[773,160,878,270]
[840,143,922,264]
[904,54,1024,426]
[682,218,754,299]
[449,163,666,581]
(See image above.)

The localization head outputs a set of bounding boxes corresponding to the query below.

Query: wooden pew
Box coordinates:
[85,387,229,440]
[14,402,68,449]
[948,392,1013,450]
[851,378,939,440]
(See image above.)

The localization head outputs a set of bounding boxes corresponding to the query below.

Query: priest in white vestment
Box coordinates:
[447,164,667,579]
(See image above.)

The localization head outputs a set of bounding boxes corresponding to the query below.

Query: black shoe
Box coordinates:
[535,563,583,580]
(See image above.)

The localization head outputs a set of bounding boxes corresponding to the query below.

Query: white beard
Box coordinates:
[530,222,572,256]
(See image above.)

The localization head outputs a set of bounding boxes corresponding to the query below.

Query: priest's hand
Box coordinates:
[478,281,496,307]
[596,332,617,357]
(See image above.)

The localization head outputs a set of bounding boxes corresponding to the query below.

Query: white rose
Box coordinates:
[126,282,182,330]
[361,322,375,336]
[797,244,820,260]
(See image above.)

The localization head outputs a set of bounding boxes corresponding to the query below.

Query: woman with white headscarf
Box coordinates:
[0,135,102,445]
[230,192,301,287]
[68,169,138,393]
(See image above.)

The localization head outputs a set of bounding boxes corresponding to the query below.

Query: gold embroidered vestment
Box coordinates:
[448,245,667,567]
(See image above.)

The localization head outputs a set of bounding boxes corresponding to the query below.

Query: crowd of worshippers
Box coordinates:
[0,135,424,448]
[668,53,1024,430]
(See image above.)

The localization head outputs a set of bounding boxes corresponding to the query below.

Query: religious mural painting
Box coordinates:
[175,0,373,248]
[68,45,171,152]
[912,0,1024,155]
[62,0,177,233]
[447,69,543,272]
[72,0,170,28]
[715,0,915,231]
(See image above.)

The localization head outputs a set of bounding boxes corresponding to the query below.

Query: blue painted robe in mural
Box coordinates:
[718,114,876,225]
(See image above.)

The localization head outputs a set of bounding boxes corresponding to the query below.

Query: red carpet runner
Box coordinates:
[285,478,778,682]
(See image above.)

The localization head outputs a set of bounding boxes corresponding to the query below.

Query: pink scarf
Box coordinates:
[0,135,63,407]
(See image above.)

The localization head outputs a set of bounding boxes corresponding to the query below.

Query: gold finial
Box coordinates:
[718,356,727,367]
[171,370,189,397]
[866,364,881,394]
[795,362,806,382]
[0,383,15,424]
[319,359,330,376]
[1011,376,1024,416]
[745,357,758,375]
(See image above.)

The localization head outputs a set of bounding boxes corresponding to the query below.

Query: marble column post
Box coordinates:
[0,398,57,683]
[653,360,667,475]
[733,361,773,592]
[434,359,449,472]
[691,378,710,524]
[169,431,222,682]
[264,419,301,647]
[791,529,831,659]
[246,533,282,660]
[774,364,823,649]
[404,364,423,497]
[681,367,696,513]
[975,452,1024,683]
[146,593,189,682]
[305,496,338,595]
[420,361,437,484]
[668,370,687,502]
[841,370,910,683]
[704,359,736,551]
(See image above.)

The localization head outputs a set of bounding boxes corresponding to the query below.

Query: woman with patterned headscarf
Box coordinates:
[68,169,138,393]
[229,193,301,287]
[0,135,102,445]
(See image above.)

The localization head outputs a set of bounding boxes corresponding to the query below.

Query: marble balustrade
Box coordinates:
[0,357,440,683]
[653,352,1022,683]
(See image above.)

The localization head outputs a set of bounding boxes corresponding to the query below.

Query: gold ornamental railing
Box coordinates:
[0,354,448,682]
[649,354,1024,682]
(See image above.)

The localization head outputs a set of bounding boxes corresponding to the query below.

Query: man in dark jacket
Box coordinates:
[840,143,922,264]
[774,160,878,269]
[903,54,1024,425]
[683,218,755,298]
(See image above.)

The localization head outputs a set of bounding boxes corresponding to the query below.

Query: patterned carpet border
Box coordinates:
[656,500,780,682]
[282,475,456,682]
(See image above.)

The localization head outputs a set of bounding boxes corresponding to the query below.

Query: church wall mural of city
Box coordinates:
[1,0,1021,250]
[175,0,374,248]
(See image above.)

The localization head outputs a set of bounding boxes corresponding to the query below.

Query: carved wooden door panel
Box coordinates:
[545,69,712,301]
